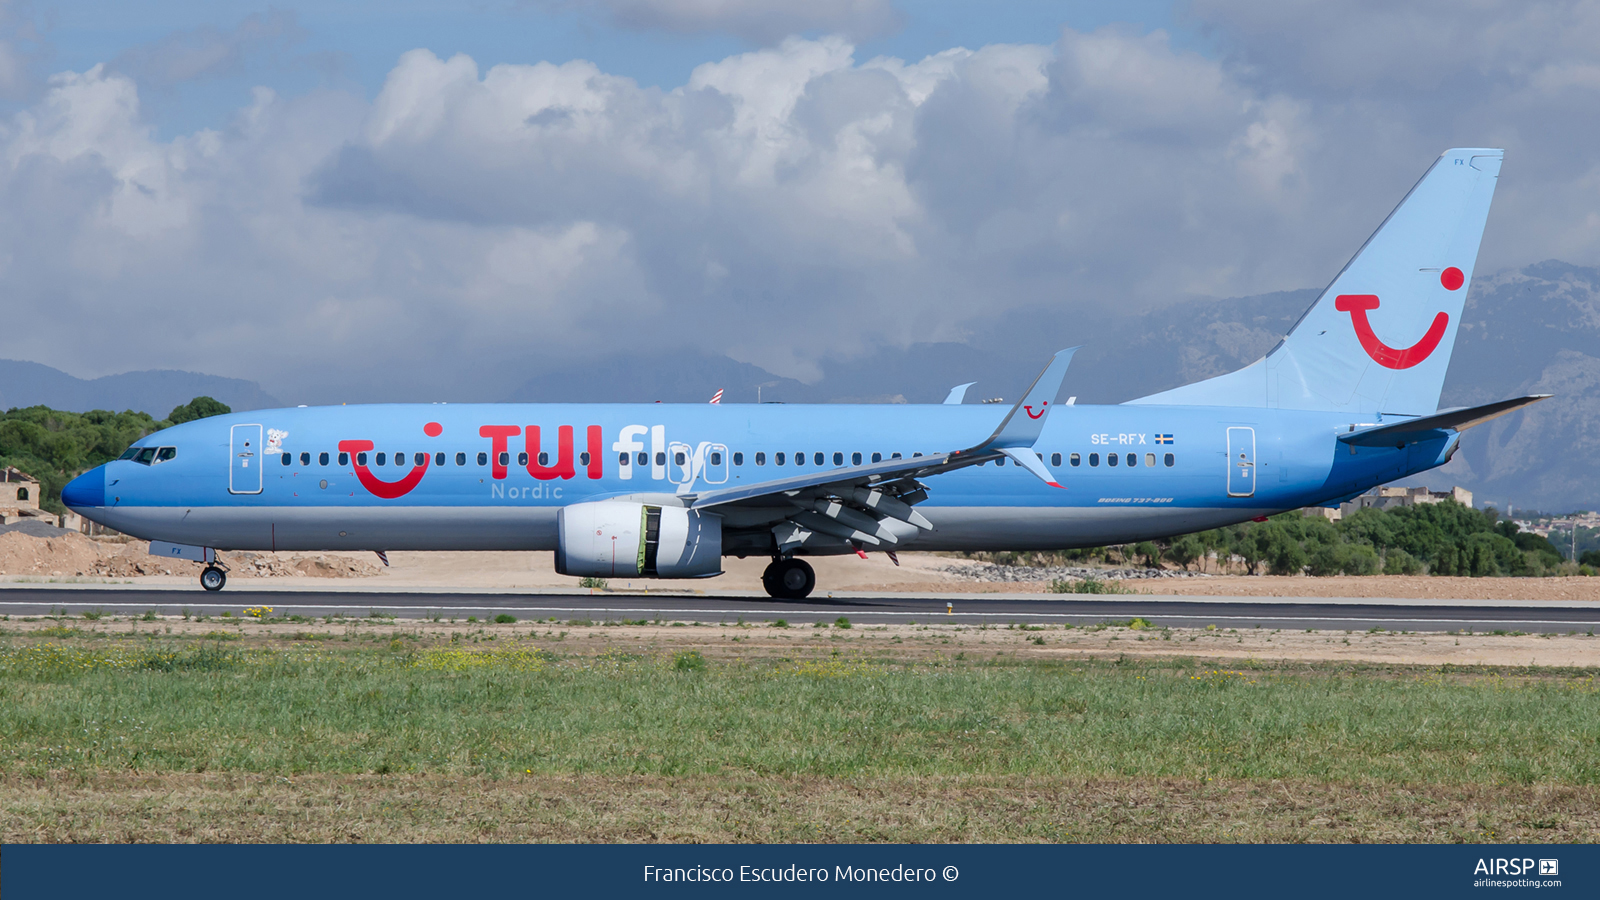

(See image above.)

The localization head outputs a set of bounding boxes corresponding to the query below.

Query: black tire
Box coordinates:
[762,558,815,599]
[200,566,226,592]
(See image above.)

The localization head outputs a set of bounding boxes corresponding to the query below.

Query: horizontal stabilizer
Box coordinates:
[1339,395,1550,447]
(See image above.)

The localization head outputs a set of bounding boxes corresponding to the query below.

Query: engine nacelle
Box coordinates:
[555,501,723,578]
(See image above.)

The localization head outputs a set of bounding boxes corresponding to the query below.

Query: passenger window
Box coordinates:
[795,452,806,466]
[913,452,923,458]
[1127,453,1136,467]
[1070,453,1081,467]
[319,452,329,466]
[580,452,591,466]
[135,447,157,464]
[637,452,648,466]
[1145,453,1156,467]
[618,452,629,466]
[815,452,825,466]
[711,452,722,466]
[1108,453,1118,467]
[833,452,843,466]
[732,452,743,466]
[755,452,766,466]
[1051,453,1061,466]
[455,452,466,466]
[871,452,882,463]
[433,452,443,466]
[852,452,862,466]
[282,452,292,466]
[376,452,387,466]
[478,452,488,466]
[674,451,686,466]
[357,452,368,466]
[891,452,902,459]
[499,452,510,467]
[655,452,666,467]
[416,452,428,466]
[1089,453,1099,467]
[518,452,528,466]
[775,452,785,465]
[157,447,177,462]
[339,452,350,466]
[296,452,307,466]
[1164,453,1175,467]
[538,452,548,466]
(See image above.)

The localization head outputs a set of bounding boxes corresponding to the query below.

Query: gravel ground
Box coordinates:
[938,563,1207,583]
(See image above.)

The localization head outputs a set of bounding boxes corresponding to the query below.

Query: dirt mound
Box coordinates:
[0,532,381,579]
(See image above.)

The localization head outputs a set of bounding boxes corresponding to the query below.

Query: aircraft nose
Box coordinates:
[61,465,107,510]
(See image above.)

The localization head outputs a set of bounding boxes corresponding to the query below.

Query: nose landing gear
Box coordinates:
[761,557,815,599]
[200,565,227,591]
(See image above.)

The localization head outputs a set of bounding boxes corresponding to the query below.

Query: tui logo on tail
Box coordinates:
[1333,267,1464,370]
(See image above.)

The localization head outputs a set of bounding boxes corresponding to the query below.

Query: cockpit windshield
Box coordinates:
[119,446,177,465]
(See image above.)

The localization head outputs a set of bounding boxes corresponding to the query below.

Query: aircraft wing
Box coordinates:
[1338,395,1551,447]
[682,349,1076,551]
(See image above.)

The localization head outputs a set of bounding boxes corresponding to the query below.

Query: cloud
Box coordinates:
[533,0,901,44]
[2,14,1600,403]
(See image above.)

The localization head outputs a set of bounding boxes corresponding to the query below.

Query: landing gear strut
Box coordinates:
[762,557,815,599]
[200,566,227,592]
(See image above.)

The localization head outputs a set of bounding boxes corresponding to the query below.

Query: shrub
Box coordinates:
[673,650,707,672]
[578,577,608,590]
[1051,577,1133,594]
[493,614,517,624]
[834,617,852,629]
[1383,548,1425,575]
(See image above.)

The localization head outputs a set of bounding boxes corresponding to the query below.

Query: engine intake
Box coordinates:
[556,501,722,578]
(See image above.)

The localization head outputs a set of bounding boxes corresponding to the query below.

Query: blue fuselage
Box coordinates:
[63,402,1456,555]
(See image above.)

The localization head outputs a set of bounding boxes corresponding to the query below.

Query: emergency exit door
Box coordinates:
[230,424,263,494]
[1226,426,1256,498]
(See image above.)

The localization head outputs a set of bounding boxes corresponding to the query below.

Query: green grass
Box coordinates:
[0,643,1596,784]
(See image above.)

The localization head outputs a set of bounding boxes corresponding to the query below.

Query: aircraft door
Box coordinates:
[230,424,263,495]
[1226,426,1256,498]
[702,443,729,485]
[668,442,693,485]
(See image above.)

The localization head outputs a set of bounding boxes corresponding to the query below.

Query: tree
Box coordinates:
[166,396,232,425]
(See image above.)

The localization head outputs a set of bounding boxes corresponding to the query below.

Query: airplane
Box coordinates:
[62,147,1546,599]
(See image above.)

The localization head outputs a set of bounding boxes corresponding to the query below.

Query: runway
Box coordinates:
[1,587,1597,632]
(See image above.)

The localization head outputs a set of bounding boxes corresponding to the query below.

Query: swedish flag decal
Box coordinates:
[1155,434,1174,444]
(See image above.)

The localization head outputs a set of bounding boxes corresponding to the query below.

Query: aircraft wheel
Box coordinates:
[762,558,815,600]
[200,566,227,592]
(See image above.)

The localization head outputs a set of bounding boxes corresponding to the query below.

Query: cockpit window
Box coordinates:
[135,448,158,464]
[156,447,177,462]
[119,447,141,460]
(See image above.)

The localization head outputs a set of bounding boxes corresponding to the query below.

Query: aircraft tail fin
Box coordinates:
[1128,148,1503,416]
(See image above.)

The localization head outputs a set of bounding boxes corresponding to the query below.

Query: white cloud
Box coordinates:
[2,15,1600,401]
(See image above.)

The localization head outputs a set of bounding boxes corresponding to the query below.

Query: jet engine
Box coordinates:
[555,501,723,578]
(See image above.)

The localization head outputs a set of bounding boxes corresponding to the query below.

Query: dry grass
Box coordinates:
[2,771,1595,843]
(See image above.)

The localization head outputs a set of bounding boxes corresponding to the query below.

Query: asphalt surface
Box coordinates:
[1,587,1597,632]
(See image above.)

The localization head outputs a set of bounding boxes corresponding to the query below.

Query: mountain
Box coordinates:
[0,360,281,418]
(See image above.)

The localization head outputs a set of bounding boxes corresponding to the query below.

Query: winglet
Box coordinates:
[1001,447,1064,489]
[979,348,1077,448]
[943,382,976,405]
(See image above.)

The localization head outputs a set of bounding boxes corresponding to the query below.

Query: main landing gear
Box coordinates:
[762,557,815,600]
[200,566,227,592]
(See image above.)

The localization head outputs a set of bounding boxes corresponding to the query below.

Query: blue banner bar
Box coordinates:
[3,844,1592,899]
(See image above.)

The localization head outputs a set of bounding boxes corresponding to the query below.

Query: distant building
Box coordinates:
[0,467,57,527]
[1339,485,1473,517]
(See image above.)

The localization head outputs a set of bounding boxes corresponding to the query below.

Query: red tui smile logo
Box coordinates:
[1333,268,1462,370]
[1024,402,1048,420]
